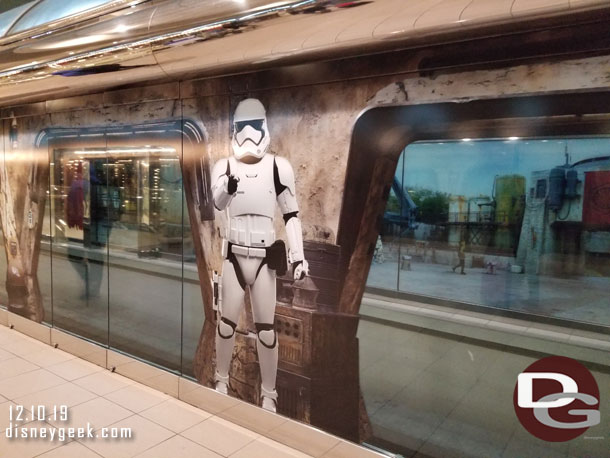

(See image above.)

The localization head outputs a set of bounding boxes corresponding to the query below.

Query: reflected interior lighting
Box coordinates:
[0,0,302,81]
[289,0,316,8]
[508,136,520,141]
[461,138,471,142]
[69,147,177,158]
[36,35,111,50]
[112,24,131,33]
[239,1,293,20]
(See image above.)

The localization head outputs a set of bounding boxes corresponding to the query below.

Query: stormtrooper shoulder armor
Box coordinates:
[274,156,296,196]
[274,156,298,215]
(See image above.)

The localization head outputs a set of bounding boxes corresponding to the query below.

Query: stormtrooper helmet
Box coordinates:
[231,98,270,161]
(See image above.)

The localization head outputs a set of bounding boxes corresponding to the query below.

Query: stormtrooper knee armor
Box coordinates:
[212,98,308,412]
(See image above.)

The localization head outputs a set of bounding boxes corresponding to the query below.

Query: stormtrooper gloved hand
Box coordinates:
[293,259,309,280]
[226,174,239,194]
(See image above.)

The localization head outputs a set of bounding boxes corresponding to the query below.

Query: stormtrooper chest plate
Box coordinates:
[227,155,276,218]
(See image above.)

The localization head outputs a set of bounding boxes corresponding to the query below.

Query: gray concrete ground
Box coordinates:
[368,260,610,327]
[358,317,610,458]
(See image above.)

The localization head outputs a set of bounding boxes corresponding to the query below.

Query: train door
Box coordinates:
[46,120,208,373]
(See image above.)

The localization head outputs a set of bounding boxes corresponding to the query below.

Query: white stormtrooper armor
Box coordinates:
[212,98,308,412]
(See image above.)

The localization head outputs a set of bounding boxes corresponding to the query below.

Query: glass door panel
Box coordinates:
[50,134,109,344]
[106,124,183,371]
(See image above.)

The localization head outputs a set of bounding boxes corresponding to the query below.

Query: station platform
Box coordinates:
[0,323,377,458]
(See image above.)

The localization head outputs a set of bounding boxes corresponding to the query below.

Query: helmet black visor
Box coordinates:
[234,119,265,147]
[235,119,264,133]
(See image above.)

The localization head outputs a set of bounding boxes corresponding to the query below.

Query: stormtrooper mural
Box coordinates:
[211,98,308,412]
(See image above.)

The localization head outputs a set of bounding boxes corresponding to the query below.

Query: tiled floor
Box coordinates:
[358,317,610,457]
[0,325,360,458]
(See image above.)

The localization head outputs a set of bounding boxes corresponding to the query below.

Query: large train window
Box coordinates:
[340,92,610,457]
[368,137,610,327]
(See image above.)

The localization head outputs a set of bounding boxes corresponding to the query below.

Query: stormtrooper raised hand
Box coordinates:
[211,98,308,412]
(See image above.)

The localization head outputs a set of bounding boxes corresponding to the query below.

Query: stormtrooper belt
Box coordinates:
[226,241,288,290]
[229,244,266,258]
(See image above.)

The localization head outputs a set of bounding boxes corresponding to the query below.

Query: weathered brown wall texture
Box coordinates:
[0,52,609,438]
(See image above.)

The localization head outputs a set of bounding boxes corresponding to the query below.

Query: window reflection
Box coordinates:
[105,143,184,371]
[48,121,191,370]
[8,0,111,35]
[0,141,5,307]
[0,2,35,36]
[51,146,109,344]
[369,138,610,327]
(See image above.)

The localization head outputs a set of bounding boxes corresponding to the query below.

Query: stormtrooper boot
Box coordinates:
[261,386,278,413]
[214,372,229,395]
[215,317,237,396]
[256,324,279,413]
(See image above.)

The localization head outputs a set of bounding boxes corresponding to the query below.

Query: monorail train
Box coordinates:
[1,0,609,456]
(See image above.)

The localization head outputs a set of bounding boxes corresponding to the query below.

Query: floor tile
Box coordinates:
[370,403,442,452]
[0,369,65,400]
[1,328,325,458]
[0,420,62,458]
[567,435,609,458]
[266,420,340,457]
[0,357,39,381]
[322,441,383,458]
[135,434,222,458]
[231,436,313,458]
[20,347,76,368]
[178,378,240,414]
[0,401,31,431]
[3,336,48,357]
[47,358,104,381]
[501,430,568,458]
[104,384,169,413]
[82,415,174,458]
[47,397,132,431]
[418,425,507,458]
[182,416,259,456]
[218,400,287,435]
[37,441,104,458]
[0,348,14,361]
[390,370,472,417]
[73,371,134,396]
[140,398,210,433]
[0,327,15,345]
[14,382,97,416]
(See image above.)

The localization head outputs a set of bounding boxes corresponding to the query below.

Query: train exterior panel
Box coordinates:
[0,1,609,456]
